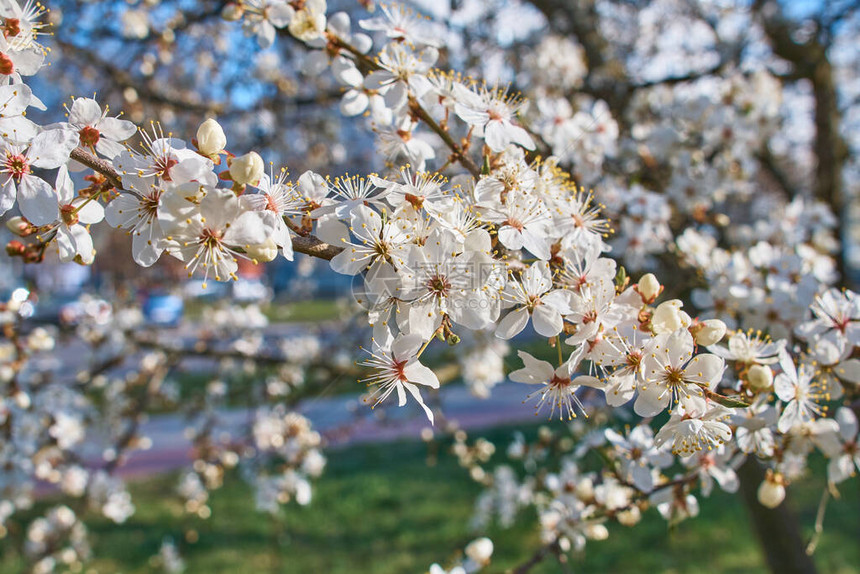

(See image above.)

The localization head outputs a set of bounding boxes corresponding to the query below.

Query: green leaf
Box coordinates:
[615,265,628,290]
[704,389,750,409]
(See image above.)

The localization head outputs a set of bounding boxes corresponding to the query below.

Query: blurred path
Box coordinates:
[82,381,538,481]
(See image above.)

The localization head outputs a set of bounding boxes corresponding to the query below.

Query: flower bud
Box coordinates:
[464,537,494,565]
[13,390,30,409]
[586,524,609,540]
[5,216,30,236]
[757,474,785,509]
[469,466,486,483]
[245,237,278,263]
[692,319,726,346]
[221,3,243,21]
[636,273,661,303]
[617,506,641,527]
[5,240,25,256]
[575,477,594,500]
[196,118,227,158]
[229,151,264,186]
[747,364,774,390]
[651,300,691,334]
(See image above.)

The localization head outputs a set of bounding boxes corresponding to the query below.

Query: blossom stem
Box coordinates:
[416,337,433,359]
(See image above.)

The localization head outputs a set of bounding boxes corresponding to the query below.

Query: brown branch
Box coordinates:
[756,147,799,200]
[58,36,344,118]
[290,233,342,261]
[409,97,481,178]
[55,39,225,116]
[328,36,482,179]
[103,353,177,474]
[632,57,734,91]
[512,536,562,574]
[70,147,123,190]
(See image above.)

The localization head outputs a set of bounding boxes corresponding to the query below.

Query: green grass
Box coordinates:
[2,428,857,574]
[261,298,346,323]
[183,298,343,323]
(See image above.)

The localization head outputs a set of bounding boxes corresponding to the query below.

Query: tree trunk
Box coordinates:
[737,458,818,574]
[811,58,849,284]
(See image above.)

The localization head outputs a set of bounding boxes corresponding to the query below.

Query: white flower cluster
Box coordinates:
[462,283,858,552]
[25,506,90,574]
[428,536,494,574]
[250,406,325,511]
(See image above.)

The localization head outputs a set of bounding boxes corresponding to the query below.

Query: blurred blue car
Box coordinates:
[142,291,184,326]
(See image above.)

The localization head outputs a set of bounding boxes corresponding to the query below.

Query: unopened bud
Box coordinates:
[13,390,30,409]
[575,477,594,500]
[636,273,661,303]
[229,151,264,186]
[196,118,227,158]
[6,240,25,256]
[585,523,609,541]
[757,474,785,509]
[221,3,243,21]
[5,216,30,236]
[617,506,641,527]
[747,364,774,390]
[692,319,727,346]
[651,300,691,334]
[464,537,494,565]
[245,237,278,263]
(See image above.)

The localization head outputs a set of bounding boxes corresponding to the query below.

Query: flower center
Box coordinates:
[626,351,642,370]
[143,194,159,216]
[549,373,570,388]
[5,153,29,180]
[60,204,79,226]
[0,53,14,76]
[392,359,408,382]
[833,315,850,334]
[154,155,179,181]
[426,274,450,297]
[79,126,101,147]
[373,239,390,258]
[396,129,412,142]
[504,217,524,232]
[200,227,223,249]
[663,366,685,387]
[404,192,423,210]
[3,18,21,38]
[3,18,20,38]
